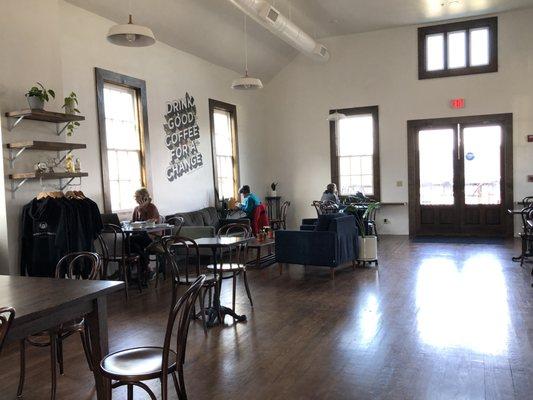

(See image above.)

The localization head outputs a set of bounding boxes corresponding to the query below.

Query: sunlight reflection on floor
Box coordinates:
[416,254,510,355]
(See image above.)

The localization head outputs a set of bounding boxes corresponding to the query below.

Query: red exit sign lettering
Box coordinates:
[450,98,465,109]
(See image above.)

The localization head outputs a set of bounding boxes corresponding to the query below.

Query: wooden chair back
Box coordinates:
[163,236,202,285]
[0,307,15,354]
[167,216,185,236]
[161,275,205,385]
[55,252,102,280]
[217,223,251,266]
[280,201,290,227]
[97,224,126,262]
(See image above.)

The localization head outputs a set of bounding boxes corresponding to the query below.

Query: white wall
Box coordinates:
[0,0,267,275]
[262,8,533,233]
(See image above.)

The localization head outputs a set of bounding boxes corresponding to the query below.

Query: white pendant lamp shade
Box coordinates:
[232,16,263,90]
[327,110,347,121]
[232,74,264,90]
[107,14,156,47]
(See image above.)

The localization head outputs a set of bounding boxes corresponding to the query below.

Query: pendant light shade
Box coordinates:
[107,14,156,47]
[232,74,264,90]
[327,110,347,121]
[232,16,263,90]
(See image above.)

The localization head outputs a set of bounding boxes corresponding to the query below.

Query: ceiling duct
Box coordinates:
[228,0,330,62]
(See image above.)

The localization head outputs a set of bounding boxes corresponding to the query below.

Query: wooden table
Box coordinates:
[247,237,276,269]
[1,275,123,400]
[172,236,249,327]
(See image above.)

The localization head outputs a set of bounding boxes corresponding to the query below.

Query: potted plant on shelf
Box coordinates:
[25,82,55,110]
[345,201,380,266]
[62,92,80,115]
[270,182,278,197]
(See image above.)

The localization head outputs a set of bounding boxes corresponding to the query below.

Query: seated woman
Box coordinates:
[321,183,341,205]
[129,188,161,285]
[236,185,261,219]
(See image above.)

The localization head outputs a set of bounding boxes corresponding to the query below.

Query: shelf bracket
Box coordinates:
[8,116,25,132]
[59,176,81,191]
[57,150,73,165]
[10,178,29,198]
[56,123,69,136]
[8,147,28,168]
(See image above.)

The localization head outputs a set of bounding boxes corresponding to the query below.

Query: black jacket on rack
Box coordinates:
[20,196,103,277]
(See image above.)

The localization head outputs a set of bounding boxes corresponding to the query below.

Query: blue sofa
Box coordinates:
[275,213,359,278]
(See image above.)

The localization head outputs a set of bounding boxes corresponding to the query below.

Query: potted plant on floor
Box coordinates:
[25,82,55,110]
[270,182,278,197]
[345,202,380,266]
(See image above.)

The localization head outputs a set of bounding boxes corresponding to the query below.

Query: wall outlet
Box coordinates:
[383,218,390,224]
[396,180,403,187]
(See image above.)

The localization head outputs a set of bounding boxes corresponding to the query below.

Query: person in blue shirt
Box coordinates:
[236,185,261,218]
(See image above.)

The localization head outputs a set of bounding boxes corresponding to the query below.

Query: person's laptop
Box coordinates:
[101,213,121,226]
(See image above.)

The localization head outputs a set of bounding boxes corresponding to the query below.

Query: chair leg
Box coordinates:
[137,261,143,293]
[17,339,25,399]
[57,336,64,375]
[172,371,182,400]
[50,332,58,400]
[178,367,188,400]
[279,263,283,275]
[232,272,237,312]
[243,269,254,308]
[127,384,133,400]
[331,268,335,280]
[122,260,129,301]
[352,260,357,270]
[80,326,93,371]
[199,288,208,336]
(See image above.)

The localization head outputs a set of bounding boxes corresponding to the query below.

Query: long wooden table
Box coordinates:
[0,275,123,400]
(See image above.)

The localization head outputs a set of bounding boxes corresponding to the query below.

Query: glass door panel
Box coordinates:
[462,125,502,205]
[418,129,455,205]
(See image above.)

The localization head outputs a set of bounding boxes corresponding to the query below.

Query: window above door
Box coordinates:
[418,17,498,80]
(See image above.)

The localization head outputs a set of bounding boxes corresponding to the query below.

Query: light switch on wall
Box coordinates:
[396,181,403,187]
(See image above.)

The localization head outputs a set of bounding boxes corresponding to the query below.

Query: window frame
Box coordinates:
[208,99,240,203]
[418,17,498,80]
[95,68,152,214]
[329,105,381,201]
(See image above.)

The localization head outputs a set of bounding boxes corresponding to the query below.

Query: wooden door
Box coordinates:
[408,114,513,237]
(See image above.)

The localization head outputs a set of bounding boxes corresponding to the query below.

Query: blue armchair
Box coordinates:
[275,213,359,278]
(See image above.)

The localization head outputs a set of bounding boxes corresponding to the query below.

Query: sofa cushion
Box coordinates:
[315,213,344,231]
[200,207,219,228]
[177,211,205,227]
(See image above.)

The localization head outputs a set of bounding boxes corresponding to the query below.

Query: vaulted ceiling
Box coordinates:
[66,0,533,82]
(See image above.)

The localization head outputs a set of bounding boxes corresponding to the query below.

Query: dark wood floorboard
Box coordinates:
[1,236,532,399]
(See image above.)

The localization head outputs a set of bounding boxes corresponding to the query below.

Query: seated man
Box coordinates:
[320,183,341,205]
[236,185,261,219]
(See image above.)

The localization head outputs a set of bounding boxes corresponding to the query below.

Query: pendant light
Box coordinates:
[232,16,263,90]
[107,0,155,47]
[327,109,346,121]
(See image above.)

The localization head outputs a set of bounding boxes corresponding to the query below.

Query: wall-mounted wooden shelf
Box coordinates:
[7,140,86,151]
[8,172,88,195]
[6,140,86,168]
[9,172,88,180]
[4,109,85,134]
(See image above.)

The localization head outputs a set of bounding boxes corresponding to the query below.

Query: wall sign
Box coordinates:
[164,92,204,181]
[450,98,465,109]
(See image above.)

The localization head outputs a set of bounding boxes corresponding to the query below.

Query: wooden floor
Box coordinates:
[1,236,532,399]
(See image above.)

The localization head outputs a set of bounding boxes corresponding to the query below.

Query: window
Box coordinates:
[330,106,380,200]
[95,68,151,213]
[209,99,239,201]
[418,17,497,79]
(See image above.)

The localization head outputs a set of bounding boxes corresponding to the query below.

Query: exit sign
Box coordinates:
[450,98,465,109]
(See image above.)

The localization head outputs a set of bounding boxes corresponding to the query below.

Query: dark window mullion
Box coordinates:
[466,28,471,68]
[443,32,449,70]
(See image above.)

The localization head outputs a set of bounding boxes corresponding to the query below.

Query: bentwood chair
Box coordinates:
[18,252,101,400]
[206,224,254,312]
[519,206,533,267]
[154,216,185,287]
[270,201,290,230]
[100,275,206,400]
[0,307,15,355]
[163,236,220,335]
[97,223,141,298]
